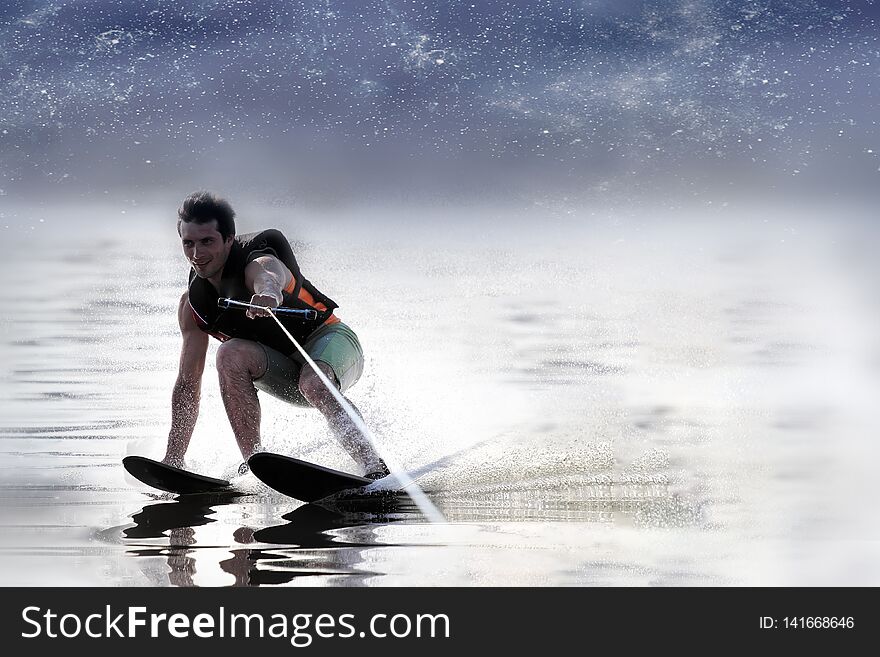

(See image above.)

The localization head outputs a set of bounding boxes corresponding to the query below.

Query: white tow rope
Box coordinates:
[266,310,445,523]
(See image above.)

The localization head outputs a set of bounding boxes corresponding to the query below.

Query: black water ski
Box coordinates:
[123,456,233,495]
[248,452,380,503]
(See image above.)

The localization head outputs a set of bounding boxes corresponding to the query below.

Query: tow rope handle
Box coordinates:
[217,297,317,320]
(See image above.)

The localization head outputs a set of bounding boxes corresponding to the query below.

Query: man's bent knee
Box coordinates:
[216,339,267,378]
[298,363,338,404]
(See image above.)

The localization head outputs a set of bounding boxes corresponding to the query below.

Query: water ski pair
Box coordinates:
[122,453,384,504]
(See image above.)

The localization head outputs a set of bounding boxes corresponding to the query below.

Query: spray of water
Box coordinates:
[265,309,446,523]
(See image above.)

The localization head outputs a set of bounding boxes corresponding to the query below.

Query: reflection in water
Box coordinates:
[111,482,684,586]
[121,496,417,587]
[124,494,242,540]
[252,502,410,546]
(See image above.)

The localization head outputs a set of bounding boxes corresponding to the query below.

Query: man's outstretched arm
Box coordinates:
[163,291,209,467]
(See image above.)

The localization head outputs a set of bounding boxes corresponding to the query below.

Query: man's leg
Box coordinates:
[215,338,267,461]
[297,362,387,477]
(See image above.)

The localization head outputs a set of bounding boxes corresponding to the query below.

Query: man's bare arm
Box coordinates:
[243,255,294,318]
[162,291,209,467]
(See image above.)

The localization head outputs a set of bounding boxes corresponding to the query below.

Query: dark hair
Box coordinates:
[177,191,236,240]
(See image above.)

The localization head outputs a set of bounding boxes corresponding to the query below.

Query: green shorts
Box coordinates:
[253,321,364,407]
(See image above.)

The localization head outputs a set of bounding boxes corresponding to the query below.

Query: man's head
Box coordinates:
[177,191,236,279]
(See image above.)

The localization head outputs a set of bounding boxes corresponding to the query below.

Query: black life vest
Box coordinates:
[186,229,339,354]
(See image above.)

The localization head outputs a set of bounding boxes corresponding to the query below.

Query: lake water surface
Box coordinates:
[1,200,877,586]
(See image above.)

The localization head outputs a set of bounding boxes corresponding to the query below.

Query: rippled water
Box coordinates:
[1,201,878,586]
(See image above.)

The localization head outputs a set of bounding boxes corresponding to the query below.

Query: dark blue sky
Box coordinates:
[1,1,877,206]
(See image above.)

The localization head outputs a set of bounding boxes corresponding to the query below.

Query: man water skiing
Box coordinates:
[161,191,388,480]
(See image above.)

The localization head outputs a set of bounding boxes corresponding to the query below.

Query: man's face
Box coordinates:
[180,220,233,279]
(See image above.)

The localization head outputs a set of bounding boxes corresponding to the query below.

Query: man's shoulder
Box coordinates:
[238,229,296,268]
[236,228,289,248]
